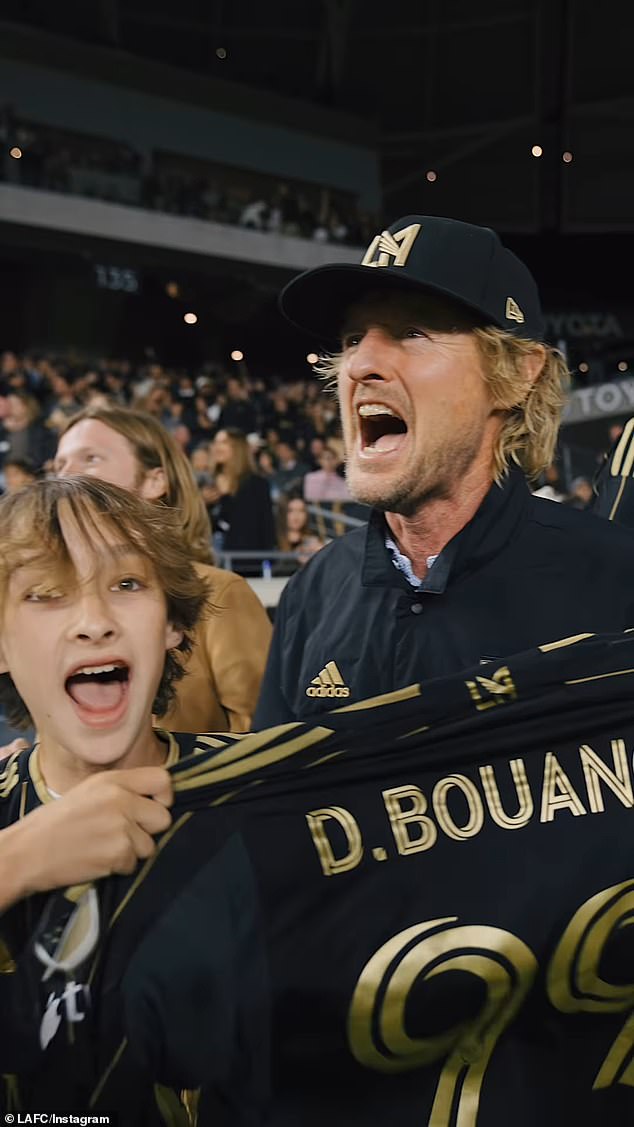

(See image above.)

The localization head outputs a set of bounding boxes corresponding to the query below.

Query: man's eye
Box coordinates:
[404,327,429,339]
[342,333,363,350]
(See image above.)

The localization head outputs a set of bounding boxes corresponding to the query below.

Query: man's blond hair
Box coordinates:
[472,328,570,482]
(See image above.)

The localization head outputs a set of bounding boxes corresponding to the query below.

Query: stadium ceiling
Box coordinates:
[5,0,634,232]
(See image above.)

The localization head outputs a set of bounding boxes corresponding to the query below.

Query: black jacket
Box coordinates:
[255,469,634,726]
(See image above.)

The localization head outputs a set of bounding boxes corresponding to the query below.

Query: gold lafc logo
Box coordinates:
[505,297,525,324]
[465,665,517,712]
[361,223,422,269]
[306,661,351,699]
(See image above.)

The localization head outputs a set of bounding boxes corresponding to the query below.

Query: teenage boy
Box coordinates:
[0,475,207,1119]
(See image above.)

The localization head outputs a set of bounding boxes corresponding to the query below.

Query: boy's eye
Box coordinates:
[25,588,64,602]
[113,577,145,592]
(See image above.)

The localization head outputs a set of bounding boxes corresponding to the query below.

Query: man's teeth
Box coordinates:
[74,664,120,676]
[358,404,399,418]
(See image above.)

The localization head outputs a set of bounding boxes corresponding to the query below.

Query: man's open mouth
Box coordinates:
[358,404,408,453]
[65,662,130,715]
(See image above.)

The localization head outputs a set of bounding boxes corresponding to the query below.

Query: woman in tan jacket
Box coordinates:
[53,404,272,733]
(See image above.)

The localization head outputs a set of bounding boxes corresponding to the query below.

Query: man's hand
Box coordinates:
[0,738,28,760]
[1,767,173,908]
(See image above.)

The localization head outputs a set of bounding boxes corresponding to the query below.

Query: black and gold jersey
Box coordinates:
[0,729,197,1125]
[6,634,634,1124]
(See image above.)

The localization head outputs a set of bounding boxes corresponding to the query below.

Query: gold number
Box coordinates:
[348,917,538,1126]
[547,879,634,1089]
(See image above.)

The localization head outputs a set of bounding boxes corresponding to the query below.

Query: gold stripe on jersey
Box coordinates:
[0,753,19,799]
[610,417,634,475]
[174,727,333,793]
[106,812,195,931]
[539,633,595,652]
[566,667,634,686]
[333,684,422,713]
[175,723,302,780]
[609,476,627,521]
[89,1036,128,1108]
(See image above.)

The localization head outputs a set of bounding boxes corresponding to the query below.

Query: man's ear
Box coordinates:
[165,623,184,652]
[140,466,168,501]
[521,344,546,388]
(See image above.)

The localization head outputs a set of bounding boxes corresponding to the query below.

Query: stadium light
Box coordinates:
[216,47,227,59]
[531,145,543,158]
[184,312,198,325]
[618,361,628,372]
[306,353,319,364]
[579,362,589,373]
[231,350,244,361]
[166,281,180,298]
[426,170,437,182]
[9,147,22,159]
[562,151,573,164]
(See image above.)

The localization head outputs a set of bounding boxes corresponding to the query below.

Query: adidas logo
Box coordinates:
[306,660,351,699]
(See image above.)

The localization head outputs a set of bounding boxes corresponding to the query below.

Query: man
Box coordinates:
[255,215,634,725]
[303,445,351,502]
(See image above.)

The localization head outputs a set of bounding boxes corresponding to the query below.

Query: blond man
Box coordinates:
[255,215,634,724]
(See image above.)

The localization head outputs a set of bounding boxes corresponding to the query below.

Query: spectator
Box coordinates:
[276,493,326,568]
[255,213,634,726]
[54,406,271,732]
[2,456,38,493]
[218,377,256,434]
[0,392,56,471]
[303,446,351,502]
[270,440,310,499]
[567,476,594,510]
[239,197,268,230]
[209,428,276,572]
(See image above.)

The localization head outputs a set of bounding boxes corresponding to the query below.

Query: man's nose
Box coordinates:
[343,328,394,384]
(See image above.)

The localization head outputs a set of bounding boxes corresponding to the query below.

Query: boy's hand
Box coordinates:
[14,767,173,897]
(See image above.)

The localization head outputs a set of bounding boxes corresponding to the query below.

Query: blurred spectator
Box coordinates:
[567,476,594,511]
[277,493,326,568]
[54,405,271,731]
[270,440,310,499]
[2,456,38,493]
[0,392,56,471]
[239,197,268,230]
[218,376,256,434]
[209,428,276,572]
[532,463,567,503]
[6,114,371,247]
[303,446,351,502]
[190,443,211,477]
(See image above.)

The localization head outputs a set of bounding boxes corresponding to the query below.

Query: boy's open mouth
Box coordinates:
[65,662,130,716]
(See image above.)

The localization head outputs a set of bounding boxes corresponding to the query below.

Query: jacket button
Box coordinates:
[410,602,423,615]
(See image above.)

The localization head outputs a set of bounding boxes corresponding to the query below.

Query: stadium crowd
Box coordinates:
[0,347,360,572]
[1,109,376,247]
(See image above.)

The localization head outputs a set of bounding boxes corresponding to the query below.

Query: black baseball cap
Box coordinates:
[279,215,544,343]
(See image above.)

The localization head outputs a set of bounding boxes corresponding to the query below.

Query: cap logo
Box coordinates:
[505,297,525,324]
[361,223,422,268]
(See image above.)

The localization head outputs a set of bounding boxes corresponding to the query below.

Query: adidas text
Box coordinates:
[306,685,351,698]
